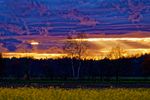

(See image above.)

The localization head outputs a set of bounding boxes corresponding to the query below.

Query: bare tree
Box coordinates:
[107,45,127,82]
[107,45,127,60]
[63,32,88,79]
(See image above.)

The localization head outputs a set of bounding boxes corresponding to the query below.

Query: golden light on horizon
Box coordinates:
[2,53,67,59]
[73,37,150,42]
[69,37,150,60]
[1,37,150,60]
[2,48,150,60]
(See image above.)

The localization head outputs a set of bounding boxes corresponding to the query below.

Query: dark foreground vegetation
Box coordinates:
[0,54,150,87]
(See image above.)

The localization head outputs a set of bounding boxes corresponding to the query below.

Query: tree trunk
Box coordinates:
[71,58,75,78]
[77,61,81,79]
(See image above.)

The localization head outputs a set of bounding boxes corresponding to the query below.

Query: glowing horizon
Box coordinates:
[1,36,150,60]
[74,37,150,42]
[0,0,150,59]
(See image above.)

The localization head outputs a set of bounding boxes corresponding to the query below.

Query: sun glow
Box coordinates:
[1,37,150,60]
[74,37,150,42]
[2,53,67,59]
[71,37,150,59]
[30,41,39,45]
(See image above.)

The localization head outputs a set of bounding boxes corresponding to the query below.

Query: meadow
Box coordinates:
[0,88,150,100]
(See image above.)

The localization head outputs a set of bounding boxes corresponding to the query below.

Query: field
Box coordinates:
[0,88,150,100]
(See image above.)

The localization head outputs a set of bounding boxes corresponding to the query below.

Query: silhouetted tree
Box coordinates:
[22,58,31,80]
[107,45,127,59]
[141,55,150,77]
[107,45,127,82]
[63,32,88,79]
[0,53,148,81]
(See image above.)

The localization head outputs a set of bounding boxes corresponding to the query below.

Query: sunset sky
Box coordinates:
[0,0,150,58]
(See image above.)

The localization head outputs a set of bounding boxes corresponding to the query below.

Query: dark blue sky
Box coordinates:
[0,0,150,52]
[0,0,150,36]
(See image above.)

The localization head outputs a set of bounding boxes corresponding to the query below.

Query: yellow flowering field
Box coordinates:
[0,88,150,100]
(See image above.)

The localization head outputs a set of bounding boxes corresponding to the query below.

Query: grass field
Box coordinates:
[0,88,150,100]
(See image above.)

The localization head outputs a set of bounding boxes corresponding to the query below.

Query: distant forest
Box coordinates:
[0,54,150,81]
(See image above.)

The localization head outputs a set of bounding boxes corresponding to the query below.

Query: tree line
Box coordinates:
[0,54,150,81]
[0,33,150,81]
